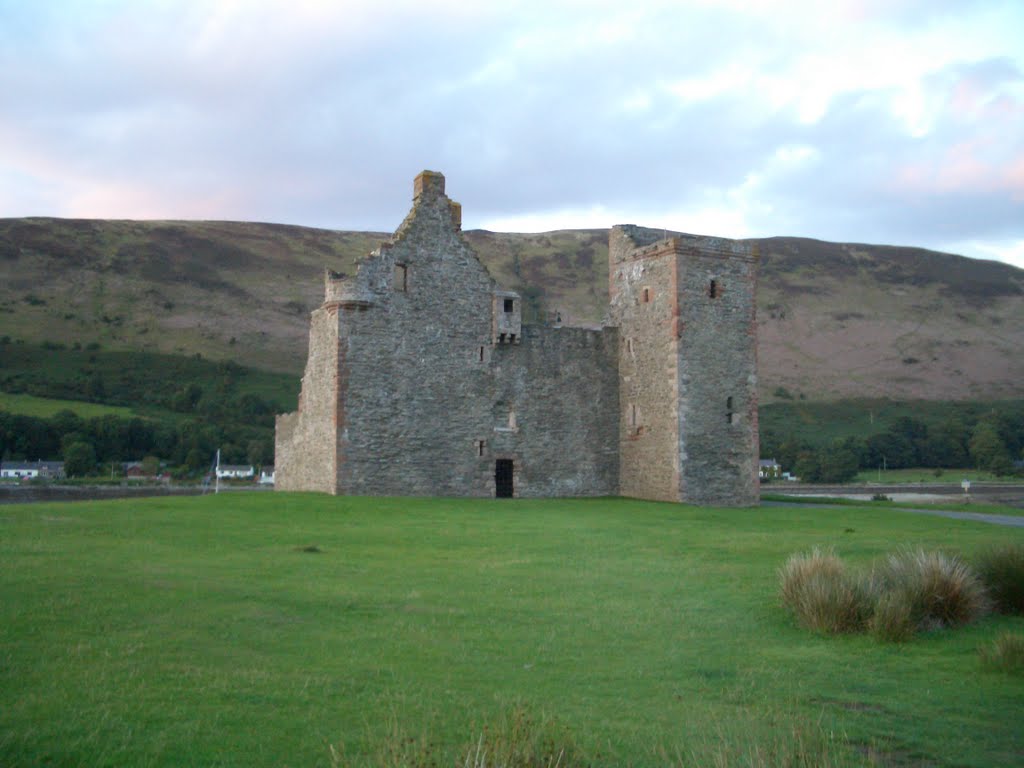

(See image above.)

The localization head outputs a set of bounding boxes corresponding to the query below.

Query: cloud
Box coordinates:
[0,0,1021,267]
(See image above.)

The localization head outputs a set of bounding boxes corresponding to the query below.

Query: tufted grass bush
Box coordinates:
[460,707,583,768]
[869,549,989,640]
[330,705,585,768]
[979,632,1024,674]
[781,548,994,642]
[779,548,874,634]
[974,543,1024,615]
[867,590,919,643]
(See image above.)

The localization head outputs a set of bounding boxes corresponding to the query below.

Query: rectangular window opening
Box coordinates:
[476,440,486,457]
[499,333,506,344]
[509,333,516,344]
[393,263,408,292]
[503,298,514,313]
[642,287,651,303]
[479,345,485,362]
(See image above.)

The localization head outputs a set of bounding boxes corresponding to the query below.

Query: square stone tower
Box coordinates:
[609,226,760,505]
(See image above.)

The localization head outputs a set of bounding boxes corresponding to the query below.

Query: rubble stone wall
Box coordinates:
[276,173,758,506]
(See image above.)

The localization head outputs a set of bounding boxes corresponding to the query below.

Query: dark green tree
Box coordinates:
[817,441,860,483]
[64,441,97,478]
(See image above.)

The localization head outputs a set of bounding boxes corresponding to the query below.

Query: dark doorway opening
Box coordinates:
[495,459,514,498]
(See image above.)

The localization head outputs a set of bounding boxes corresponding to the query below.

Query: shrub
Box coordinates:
[779,548,873,634]
[870,549,989,639]
[974,544,1024,615]
[979,632,1024,674]
[868,590,919,643]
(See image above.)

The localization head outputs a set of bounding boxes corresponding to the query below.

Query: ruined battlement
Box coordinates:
[276,172,759,505]
[323,268,374,309]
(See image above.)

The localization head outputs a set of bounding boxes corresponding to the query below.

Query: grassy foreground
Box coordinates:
[1,494,1022,767]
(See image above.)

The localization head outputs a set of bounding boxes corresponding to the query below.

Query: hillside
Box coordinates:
[2,217,1022,401]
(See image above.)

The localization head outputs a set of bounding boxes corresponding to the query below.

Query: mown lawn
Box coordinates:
[1,494,1022,767]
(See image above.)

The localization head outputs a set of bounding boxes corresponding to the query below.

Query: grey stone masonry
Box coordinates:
[276,172,759,505]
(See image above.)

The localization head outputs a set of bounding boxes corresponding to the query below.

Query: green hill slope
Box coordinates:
[2,217,1022,401]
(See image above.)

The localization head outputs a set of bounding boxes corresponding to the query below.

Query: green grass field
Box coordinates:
[852,468,1024,485]
[0,391,139,420]
[1,494,1022,767]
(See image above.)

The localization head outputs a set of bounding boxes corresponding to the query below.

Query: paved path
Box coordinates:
[763,500,1024,528]
[894,507,1024,528]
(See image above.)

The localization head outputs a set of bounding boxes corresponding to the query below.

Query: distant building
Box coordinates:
[0,461,65,480]
[759,459,781,480]
[216,464,254,479]
[276,171,760,505]
[259,467,275,485]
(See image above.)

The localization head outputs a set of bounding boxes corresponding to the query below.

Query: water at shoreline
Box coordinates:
[0,484,268,505]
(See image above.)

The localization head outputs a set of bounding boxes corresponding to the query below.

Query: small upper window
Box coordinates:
[394,264,408,292]
[709,279,718,299]
[503,298,514,313]
[642,287,651,303]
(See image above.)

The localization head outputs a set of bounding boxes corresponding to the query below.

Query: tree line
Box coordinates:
[0,409,274,479]
[762,412,1024,483]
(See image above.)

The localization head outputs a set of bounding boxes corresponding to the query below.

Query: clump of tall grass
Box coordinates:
[330,706,584,768]
[664,711,857,768]
[868,549,989,641]
[973,543,1024,615]
[779,548,874,634]
[979,632,1024,674]
[780,547,994,642]
[461,706,582,768]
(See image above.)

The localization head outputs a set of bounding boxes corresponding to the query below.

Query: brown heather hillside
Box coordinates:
[1,217,1022,402]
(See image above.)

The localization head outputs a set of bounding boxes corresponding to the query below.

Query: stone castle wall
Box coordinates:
[276,172,759,505]
[609,226,760,506]
[276,172,620,499]
[675,238,760,506]
[274,307,339,493]
[609,228,681,502]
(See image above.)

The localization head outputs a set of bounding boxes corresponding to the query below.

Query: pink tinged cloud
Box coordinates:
[894,142,1024,199]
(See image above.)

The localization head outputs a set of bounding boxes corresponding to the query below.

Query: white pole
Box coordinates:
[215,449,221,495]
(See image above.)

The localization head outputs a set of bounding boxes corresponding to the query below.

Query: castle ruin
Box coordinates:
[275,171,759,505]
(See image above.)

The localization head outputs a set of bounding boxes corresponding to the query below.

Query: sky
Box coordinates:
[1,0,1023,268]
